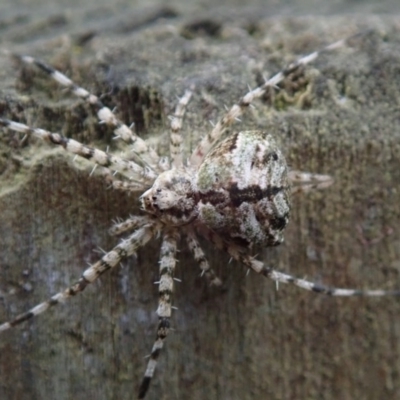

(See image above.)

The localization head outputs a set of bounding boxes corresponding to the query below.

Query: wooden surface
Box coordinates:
[1,3,400,400]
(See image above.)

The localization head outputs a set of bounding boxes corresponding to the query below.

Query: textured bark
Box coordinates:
[1,2,400,400]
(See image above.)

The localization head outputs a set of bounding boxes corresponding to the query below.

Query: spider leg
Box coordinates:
[102,169,151,193]
[169,89,193,167]
[229,248,400,297]
[198,226,400,297]
[109,215,154,236]
[12,54,159,166]
[139,230,179,399]
[106,178,150,193]
[185,228,222,286]
[0,118,157,183]
[190,32,364,166]
[0,223,160,333]
[288,169,333,194]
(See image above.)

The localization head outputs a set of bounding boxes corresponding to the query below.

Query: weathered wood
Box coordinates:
[1,4,400,400]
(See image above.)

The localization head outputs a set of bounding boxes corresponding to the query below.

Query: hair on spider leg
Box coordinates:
[89,164,98,176]
[93,247,108,255]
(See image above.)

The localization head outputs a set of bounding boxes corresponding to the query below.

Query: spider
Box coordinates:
[0,31,398,399]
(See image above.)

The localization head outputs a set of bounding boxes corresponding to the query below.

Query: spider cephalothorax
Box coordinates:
[141,168,197,225]
[0,32,398,399]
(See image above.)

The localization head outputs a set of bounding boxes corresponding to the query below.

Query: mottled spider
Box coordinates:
[0,32,398,399]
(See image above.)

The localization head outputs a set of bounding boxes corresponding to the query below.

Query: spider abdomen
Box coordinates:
[195,130,291,247]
